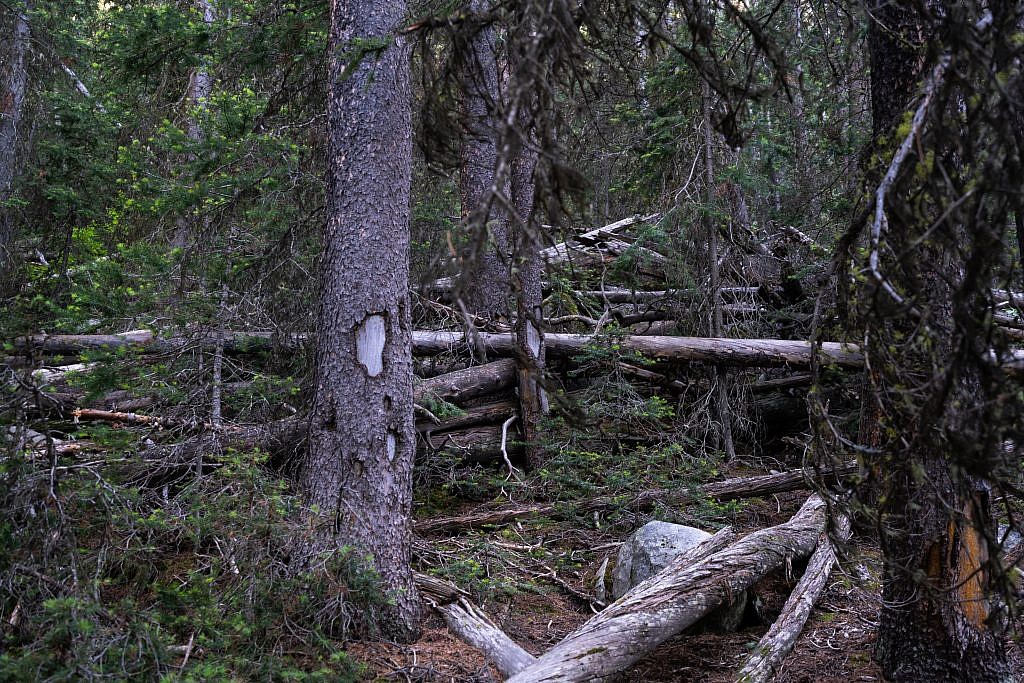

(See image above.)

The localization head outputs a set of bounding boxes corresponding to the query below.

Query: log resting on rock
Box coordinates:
[506,496,826,682]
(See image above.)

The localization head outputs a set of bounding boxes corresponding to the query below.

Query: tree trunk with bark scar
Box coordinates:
[862,3,1009,679]
[0,0,31,289]
[296,0,420,641]
[510,118,546,469]
[458,0,509,318]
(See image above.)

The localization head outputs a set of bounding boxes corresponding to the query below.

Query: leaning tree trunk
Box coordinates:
[0,0,31,289]
[297,0,420,641]
[859,2,1009,678]
[457,0,509,319]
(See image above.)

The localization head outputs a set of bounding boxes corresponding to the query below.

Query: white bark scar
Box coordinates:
[356,314,386,376]
[386,431,397,461]
[526,320,541,358]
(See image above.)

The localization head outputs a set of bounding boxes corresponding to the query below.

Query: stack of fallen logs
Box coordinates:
[8,328,869,467]
[9,326,1023,467]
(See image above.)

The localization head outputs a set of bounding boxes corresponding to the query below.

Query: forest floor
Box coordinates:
[351,484,886,682]
[350,461,1024,682]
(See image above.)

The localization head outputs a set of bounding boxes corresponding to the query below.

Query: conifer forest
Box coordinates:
[4,1,1024,681]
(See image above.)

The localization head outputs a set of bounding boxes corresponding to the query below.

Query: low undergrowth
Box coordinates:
[0,442,377,682]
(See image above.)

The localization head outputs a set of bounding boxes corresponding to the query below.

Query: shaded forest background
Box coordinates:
[2,1,1023,681]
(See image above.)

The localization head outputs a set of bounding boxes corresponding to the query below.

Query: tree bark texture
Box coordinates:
[457,0,509,317]
[862,3,1009,679]
[506,497,825,682]
[0,0,31,287]
[510,115,546,469]
[298,0,420,640]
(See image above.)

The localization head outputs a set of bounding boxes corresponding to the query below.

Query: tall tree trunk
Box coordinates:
[298,0,420,641]
[862,3,1008,679]
[510,122,545,468]
[458,0,509,319]
[172,0,216,250]
[701,80,736,461]
[503,9,547,469]
[0,0,31,289]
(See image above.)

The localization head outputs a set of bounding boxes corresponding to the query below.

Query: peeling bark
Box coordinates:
[861,3,1010,679]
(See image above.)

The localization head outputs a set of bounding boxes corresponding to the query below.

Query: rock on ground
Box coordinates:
[611,520,746,631]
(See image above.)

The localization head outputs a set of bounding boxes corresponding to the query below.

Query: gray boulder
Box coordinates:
[611,520,746,632]
[612,521,710,599]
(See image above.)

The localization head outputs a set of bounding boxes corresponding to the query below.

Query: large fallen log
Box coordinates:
[412,331,865,368]
[414,463,856,534]
[418,528,736,678]
[736,512,852,683]
[13,330,866,368]
[505,496,826,682]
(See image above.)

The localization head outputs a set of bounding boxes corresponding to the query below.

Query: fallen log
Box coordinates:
[576,286,760,304]
[540,213,662,265]
[749,373,814,392]
[417,528,735,678]
[121,361,519,482]
[617,362,688,393]
[18,329,852,368]
[412,331,865,368]
[414,463,857,534]
[414,572,536,677]
[415,359,516,404]
[506,496,826,682]
[736,512,852,683]
[11,329,298,356]
[14,330,1024,377]
[138,418,514,486]
[430,214,662,292]
[417,399,515,433]
[72,408,194,429]
[418,423,519,464]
